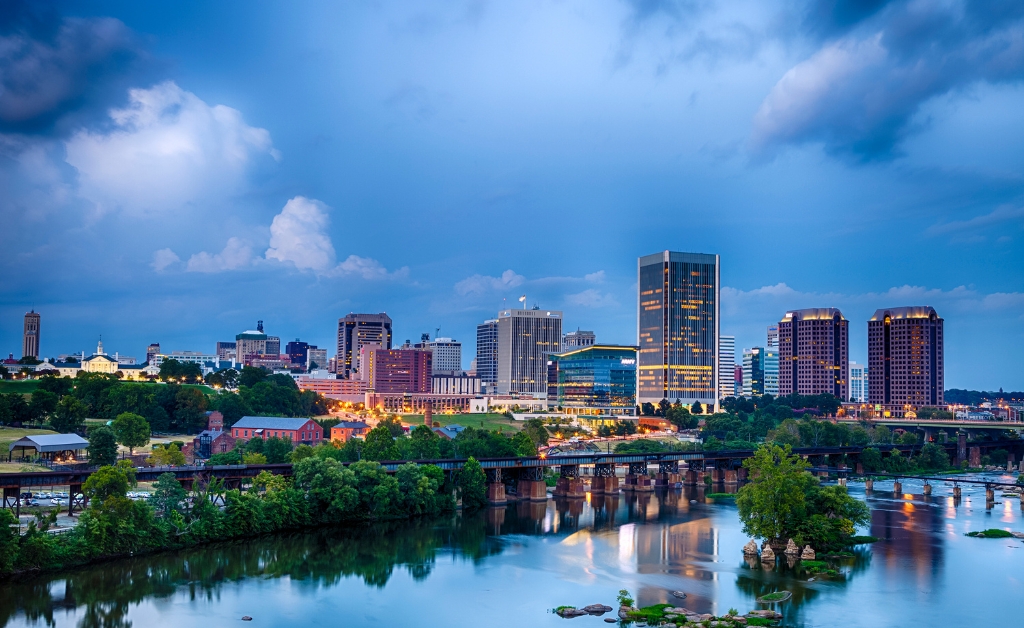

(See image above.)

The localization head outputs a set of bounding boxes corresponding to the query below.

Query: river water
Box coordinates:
[2,473,1022,628]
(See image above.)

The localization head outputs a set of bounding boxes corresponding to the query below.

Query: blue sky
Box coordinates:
[1,0,1022,389]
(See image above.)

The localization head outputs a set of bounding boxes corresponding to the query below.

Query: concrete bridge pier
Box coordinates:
[486,469,507,505]
[591,463,619,495]
[985,485,995,504]
[552,465,585,498]
[684,469,700,486]
[923,483,932,495]
[655,461,681,487]
[515,468,547,501]
[865,479,874,491]
[725,469,738,484]
[838,477,847,487]
[737,467,748,482]
[953,485,961,499]
[623,462,653,493]
[712,468,727,483]
[893,480,903,494]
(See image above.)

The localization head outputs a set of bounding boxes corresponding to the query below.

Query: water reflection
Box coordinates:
[3,476,1022,628]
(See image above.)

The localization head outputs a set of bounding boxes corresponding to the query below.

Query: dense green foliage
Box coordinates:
[1,370,330,436]
[157,359,203,383]
[736,444,869,551]
[858,443,952,473]
[88,427,119,466]
[0,447,461,578]
[112,412,151,454]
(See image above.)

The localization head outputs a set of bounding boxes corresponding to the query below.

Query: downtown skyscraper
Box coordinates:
[868,306,944,409]
[778,308,849,399]
[637,251,720,409]
[496,308,562,396]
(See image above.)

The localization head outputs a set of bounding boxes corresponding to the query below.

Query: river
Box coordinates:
[2,473,1022,628]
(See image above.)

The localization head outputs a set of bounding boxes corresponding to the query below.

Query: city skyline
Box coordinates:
[2,1,1023,389]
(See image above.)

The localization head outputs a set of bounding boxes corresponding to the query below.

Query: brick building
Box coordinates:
[230,416,323,446]
[868,306,944,411]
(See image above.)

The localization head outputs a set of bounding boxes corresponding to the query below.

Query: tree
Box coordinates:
[83,462,136,502]
[691,401,703,415]
[51,396,88,433]
[29,390,58,421]
[458,456,487,510]
[667,405,698,430]
[512,431,537,456]
[88,427,119,467]
[378,415,405,437]
[152,472,188,517]
[657,398,670,417]
[915,443,949,471]
[736,444,813,546]
[148,443,186,466]
[239,366,268,388]
[174,387,209,433]
[641,402,656,416]
[363,424,400,461]
[263,436,293,464]
[409,425,440,459]
[521,418,550,446]
[243,452,268,464]
[112,412,151,454]
[859,447,883,472]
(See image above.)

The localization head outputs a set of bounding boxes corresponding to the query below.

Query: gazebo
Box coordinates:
[8,434,89,462]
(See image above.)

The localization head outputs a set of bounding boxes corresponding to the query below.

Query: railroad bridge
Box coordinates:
[2,439,1019,516]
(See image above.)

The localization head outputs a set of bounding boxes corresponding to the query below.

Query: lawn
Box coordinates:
[0,462,51,474]
[399,412,524,433]
[0,380,40,394]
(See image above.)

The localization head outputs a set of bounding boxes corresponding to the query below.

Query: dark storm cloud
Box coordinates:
[0,1,144,135]
[752,0,1024,160]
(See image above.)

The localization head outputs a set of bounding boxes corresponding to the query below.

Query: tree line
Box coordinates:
[0,445,495,578]
[0,367,329,435]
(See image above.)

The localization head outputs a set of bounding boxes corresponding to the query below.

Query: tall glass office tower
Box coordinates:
[637,251,720,409]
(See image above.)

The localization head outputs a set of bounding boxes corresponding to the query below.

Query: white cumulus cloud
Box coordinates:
[65,81,279,213]
[565,288,618,308]
[151,248,180,272]
[186,237,254,273]
[454,269,526,296]
[265,196,337,272]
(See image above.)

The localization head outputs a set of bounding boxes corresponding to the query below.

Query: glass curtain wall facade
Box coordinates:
[547,345,638,415]
[475,319,499,387]
[637,251,720,407]
[742,347,765,397]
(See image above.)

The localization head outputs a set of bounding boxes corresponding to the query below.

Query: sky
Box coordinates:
[1,0,1023,390]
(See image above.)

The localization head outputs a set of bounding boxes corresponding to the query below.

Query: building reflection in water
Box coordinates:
[868,494,943,587]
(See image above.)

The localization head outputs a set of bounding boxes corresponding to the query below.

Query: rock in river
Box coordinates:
[743,539,758,555]
[583,604,613,614]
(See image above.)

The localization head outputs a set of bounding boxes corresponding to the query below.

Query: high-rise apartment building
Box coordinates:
[427,338,462,373]
[718,335,736,400]
[778,308,849,399]
[766,324,779,350]
[265,336,281,356]
[22,311,40,359]
[742,347,765,397]
[476,319,499,388]
[764,347,779,397]
[147,343,162,363]
[497,308,563,396]
[637,251,720,408]
[849,361,868,402]
[868,307,944,408]
[337,313,393,379]
[562,329,596,349]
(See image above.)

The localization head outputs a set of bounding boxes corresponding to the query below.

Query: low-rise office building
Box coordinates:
[546,344,638,416]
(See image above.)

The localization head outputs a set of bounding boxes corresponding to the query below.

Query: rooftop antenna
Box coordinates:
[435,327,440,339]
[519,295,527,310]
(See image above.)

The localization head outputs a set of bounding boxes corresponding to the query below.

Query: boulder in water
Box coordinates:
[743,540,758,555]
[760,545,776,561]
[784,538,800,555]
[801,545,816,560]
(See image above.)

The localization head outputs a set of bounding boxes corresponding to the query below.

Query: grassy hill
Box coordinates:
[0,380,40,394]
